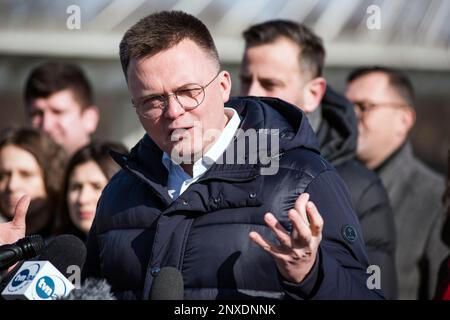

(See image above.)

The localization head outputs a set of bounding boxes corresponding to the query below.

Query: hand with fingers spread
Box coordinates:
[249,192,323,284]
[0,194,30,246]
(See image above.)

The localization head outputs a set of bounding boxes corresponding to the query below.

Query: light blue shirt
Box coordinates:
[162,108,241,200]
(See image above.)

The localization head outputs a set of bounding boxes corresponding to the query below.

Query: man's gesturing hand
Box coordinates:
[0,195,30,246]
[249,193,324,284]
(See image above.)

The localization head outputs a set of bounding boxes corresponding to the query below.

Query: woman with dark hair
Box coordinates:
[0,127,67,238]
[56,141,128,240]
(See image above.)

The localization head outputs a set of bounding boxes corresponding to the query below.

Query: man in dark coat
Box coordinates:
[82,11,384,300]
[239,20,397,298]
[345,66,448,299]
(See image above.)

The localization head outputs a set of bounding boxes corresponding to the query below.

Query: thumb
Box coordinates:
[12,194,30,228]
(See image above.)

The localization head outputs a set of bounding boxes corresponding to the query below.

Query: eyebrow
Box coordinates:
[29,105,70,113]
[136,93,163,104]
[238,73,284,85]
[136,82,200,103]
[260,78,284,85]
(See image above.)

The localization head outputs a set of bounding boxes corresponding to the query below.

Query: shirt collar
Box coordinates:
[162,107,240,179]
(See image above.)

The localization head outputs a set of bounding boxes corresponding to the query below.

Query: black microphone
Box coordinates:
[1,234,87,300]
[60,278,116,300]
[150,266,184,300]
[0,235,44,271]
[37,234,87,278]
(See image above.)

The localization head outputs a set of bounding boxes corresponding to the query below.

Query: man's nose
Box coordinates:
[41,113,57,134]
[164,95,185,120]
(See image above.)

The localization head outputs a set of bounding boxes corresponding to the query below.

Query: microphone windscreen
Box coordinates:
[38,234,87,277]
[61,278,116,300]
[150,267,184,300]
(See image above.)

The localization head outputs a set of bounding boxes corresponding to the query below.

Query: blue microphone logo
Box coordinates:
[11,269,30,287]
[36,276,55,299]
[7,263,41,292]
[33,275,69,299]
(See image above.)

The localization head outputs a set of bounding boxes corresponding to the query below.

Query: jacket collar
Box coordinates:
[316,86,358,166]
[375,141,414,190]
[110,133,262,209]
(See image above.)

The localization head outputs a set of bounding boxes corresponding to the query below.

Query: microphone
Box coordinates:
[60,278,116,300]
[0,235,44,271]
[150,266,184,300]
[0,261,25,296]
[37,234,87,278]
[1,234,86,300]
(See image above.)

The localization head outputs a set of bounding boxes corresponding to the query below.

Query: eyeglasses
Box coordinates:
[352,100,410,114]
[132,71,221,119]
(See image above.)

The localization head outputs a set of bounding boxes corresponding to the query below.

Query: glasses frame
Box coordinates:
[132,71,222,119]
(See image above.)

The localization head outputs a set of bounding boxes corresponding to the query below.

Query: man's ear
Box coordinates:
[399,106,416,136]
[219,71,232,103]
[81,106,100,135]
[301,77,326,113]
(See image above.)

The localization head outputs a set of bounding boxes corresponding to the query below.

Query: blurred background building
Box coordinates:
[1,0,449,173]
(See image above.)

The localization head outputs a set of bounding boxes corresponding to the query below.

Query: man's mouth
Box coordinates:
[169,126,195,140]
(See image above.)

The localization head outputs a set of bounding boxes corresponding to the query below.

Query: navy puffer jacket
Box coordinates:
[83,97,384,300]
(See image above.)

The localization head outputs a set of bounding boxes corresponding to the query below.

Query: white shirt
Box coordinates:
[162,108,241,200]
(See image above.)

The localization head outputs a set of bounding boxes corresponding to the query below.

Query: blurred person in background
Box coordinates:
[240,20,397,299]
[345,66,448,299]
[55,141,128,241]
[24,61,100,155]
[435,150,450,300]
[0,127,67,239]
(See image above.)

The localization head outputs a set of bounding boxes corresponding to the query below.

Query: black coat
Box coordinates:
[317,87,397,299]
[83,96,384,300]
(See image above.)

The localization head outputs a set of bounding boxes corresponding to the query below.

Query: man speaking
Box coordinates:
[81,11,383,300]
